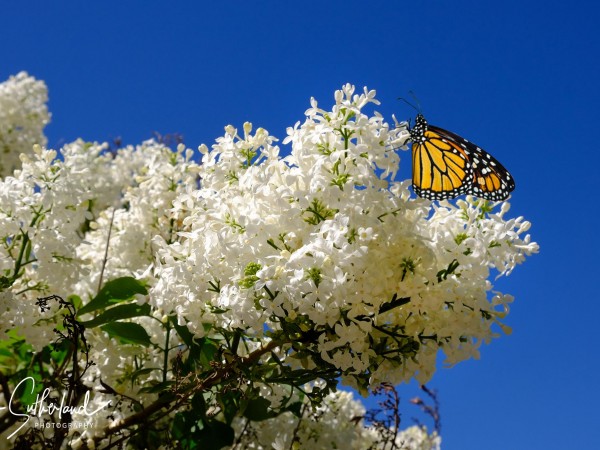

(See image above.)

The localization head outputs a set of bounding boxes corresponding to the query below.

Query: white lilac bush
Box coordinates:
[0,73,537,449]
[0,72,49,177]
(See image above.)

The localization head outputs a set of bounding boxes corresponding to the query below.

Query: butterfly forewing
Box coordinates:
[411,115,515,201]
[411,128,472,200]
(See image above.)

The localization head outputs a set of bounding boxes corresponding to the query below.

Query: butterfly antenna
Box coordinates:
[397,93,423,120]
[407,90,422,113]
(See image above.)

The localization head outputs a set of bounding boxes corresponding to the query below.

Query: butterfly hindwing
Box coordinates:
[462,143,515,201]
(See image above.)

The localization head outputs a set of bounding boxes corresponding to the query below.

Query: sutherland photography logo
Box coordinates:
[1,376,112,439]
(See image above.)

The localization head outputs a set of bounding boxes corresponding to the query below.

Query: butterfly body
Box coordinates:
[409,114,515,201]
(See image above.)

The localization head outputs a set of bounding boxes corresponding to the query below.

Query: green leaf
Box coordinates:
[171,412,195,441]
[168,318,217,374]
[198,339,219,371]
[67,294,83,309]
[14,373,43,406]
[191,392,207,420]
[127,427,163,450]
[49,339,71,366]
[0,331,32,369]
[284,401,303,417]
[0,275,12,290]
[138,380,174,394]
[80,303,151,328]
[170,316,195,347]
[197,421,235,450]
[78,277,148,315]
[243,397,277,421]
[100,321,152,346]
[218,391,239,425]
[130,367,159,384]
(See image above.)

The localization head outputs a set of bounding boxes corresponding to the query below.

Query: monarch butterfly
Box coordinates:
[409,113,515,201]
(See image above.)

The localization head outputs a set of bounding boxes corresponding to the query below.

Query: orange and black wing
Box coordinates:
[411,127,473,200]
[428,124,515,201]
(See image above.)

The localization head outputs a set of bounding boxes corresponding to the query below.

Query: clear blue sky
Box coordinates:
[3,1,599,448]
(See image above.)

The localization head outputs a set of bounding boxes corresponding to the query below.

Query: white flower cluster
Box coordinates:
[151,84,538,387]
[0,77,537,446]
[0,138,196,330]
[0,138,198,444]
[0,72,49,177]
[231,388,441,450]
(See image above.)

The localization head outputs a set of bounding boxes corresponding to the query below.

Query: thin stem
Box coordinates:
[288,402,308,450]
[162,322,171,383]
[11,230,30,280]
[97,208,116,293]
